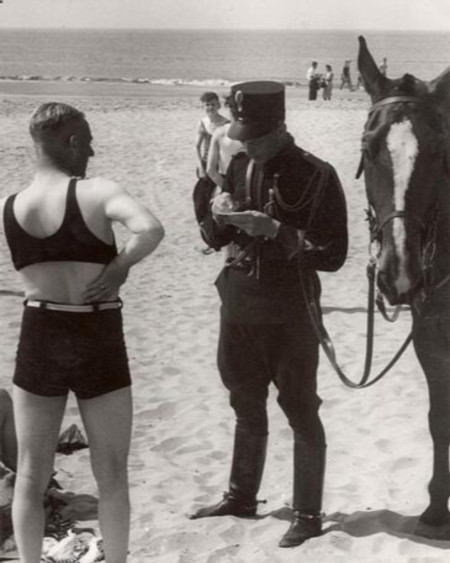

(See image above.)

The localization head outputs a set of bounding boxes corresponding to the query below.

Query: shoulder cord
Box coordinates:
[272,167,327,213]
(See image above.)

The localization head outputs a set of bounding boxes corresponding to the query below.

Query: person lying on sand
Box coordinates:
[0,389,17,473]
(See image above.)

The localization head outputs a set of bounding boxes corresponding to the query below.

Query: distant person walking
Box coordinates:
[355,72,364,91]
[306,61,321,101]
[339,60,353,91]
[322,65,334,100]
[379,57,388,76]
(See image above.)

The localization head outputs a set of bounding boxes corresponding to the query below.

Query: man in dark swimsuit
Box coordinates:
[0,102,164,563]
[190,81,348,549]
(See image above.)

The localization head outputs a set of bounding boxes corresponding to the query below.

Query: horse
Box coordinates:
[357,35,450,526]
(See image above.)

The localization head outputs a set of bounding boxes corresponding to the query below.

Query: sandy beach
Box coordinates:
[0,83,449,562]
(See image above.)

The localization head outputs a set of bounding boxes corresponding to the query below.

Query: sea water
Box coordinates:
[0,28,448,87]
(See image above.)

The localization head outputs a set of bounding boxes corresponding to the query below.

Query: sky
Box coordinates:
[0,0,449,31]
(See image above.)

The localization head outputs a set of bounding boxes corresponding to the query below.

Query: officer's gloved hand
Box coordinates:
[211,193,235,227]
[223,210,280,239]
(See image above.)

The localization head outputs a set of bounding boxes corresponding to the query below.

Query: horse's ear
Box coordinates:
[357,36,388,99]
[428,67,450,114]
[429,68,450,177]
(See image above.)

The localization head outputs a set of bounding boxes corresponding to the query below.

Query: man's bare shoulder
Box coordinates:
[212,123,229,140]
[79,177,124,198]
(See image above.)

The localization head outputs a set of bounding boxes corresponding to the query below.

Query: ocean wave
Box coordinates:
[0,74,232,87]
[0,75,303,88]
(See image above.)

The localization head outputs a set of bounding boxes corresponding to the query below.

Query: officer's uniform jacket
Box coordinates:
[203,135,348,324]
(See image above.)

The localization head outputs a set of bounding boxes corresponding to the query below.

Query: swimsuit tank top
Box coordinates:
[3,178,117,271]
[200,117,230,162]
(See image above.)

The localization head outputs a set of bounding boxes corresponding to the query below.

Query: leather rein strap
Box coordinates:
[299,256,412,389]
[299,156,412,389]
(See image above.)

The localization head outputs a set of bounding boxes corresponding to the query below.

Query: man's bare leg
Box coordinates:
[78,387,132,563]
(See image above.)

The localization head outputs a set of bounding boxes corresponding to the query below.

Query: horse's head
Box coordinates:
[358,36,450,305]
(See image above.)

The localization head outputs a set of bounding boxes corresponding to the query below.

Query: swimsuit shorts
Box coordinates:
[13,302,131,399]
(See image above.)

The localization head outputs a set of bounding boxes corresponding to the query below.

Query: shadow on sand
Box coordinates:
[266,507,450,549]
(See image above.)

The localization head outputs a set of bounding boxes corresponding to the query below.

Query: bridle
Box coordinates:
[299,95,443,389]
[360,96,446,311]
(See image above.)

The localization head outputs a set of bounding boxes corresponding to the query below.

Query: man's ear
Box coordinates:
[68,134,79,151]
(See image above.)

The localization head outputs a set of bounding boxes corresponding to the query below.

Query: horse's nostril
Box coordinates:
[377,271,399,305]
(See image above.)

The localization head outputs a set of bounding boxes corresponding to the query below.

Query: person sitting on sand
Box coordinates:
[0,389,17,472]
[0,101,164,563]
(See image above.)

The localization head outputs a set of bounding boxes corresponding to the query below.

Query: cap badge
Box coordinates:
[235,90,244,113]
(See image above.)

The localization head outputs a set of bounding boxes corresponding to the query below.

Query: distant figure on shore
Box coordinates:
[355,72,364,91]
[0,389,17,472]
[322,64,334,101]
[379,57,388,76]
[206,95,245,191]
[193,92,229,254]
[306,61,321,100]
[1,101,164,563]
[340,60,353,91]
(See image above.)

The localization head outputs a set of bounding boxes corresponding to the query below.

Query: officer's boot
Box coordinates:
[279,433,325,548]
[190,429,267,519]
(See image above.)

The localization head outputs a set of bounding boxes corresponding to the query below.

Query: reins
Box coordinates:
[298,256,413,389]
[298,95,427,388]
[297,177,412,389]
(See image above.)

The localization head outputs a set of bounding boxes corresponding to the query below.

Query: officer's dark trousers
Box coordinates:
[218,311,325,448]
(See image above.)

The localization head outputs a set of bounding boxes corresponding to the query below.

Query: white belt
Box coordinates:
[25,299,122,313]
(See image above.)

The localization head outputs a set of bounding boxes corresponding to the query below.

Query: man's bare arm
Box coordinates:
[84,181,164,301]
[206,128,225,188]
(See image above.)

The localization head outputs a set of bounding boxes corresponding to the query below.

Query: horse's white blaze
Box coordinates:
[386,118,419,294]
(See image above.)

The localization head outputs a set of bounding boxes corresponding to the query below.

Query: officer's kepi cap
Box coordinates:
[227,81,285,141]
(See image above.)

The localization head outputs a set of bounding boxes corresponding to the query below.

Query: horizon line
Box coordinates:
[0,26,446,33]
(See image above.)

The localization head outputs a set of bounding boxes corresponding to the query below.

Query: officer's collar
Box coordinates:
[263,133,295,172]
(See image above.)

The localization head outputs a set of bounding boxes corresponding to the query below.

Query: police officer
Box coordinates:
[191,81,348,548]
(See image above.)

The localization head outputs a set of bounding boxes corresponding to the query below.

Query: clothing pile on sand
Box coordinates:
[41,529,104,563]
[0,425,103,561]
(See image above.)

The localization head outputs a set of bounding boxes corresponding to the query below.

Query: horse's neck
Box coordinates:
[433,180,450,277]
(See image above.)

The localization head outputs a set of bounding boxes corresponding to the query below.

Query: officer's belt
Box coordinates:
[226,240,286,265]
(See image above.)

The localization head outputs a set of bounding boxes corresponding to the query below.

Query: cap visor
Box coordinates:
[227,120,277,141]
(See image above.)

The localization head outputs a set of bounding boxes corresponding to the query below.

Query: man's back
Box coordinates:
[1,176,123,304]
